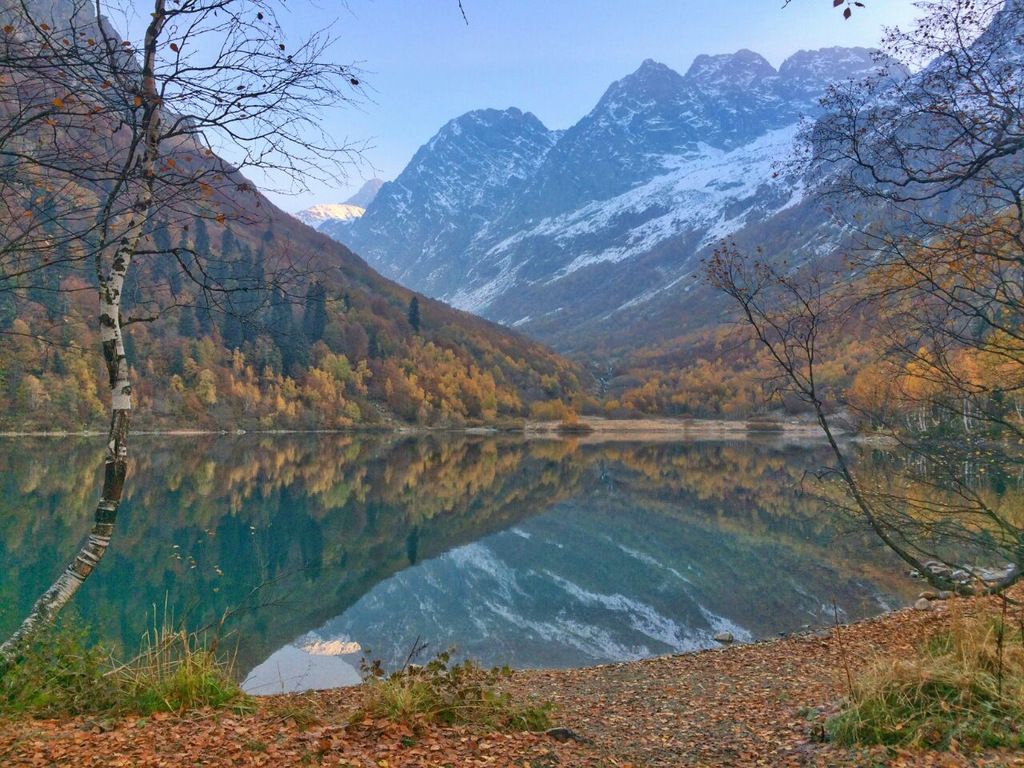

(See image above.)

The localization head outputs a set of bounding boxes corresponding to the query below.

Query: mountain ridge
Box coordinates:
[330,45,895,354]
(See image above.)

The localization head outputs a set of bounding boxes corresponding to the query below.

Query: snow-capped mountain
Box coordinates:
[293,178,385,230]
[294,202,365,228]
[330,47,896,352]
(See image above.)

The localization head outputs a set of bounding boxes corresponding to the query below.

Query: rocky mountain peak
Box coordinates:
[776,46,892,103]
[332,105,559,293]
[334,43,931,336]
[596,60,687,110]
[629,58,684,84]
[685,49,776,90]
[778,46,876,79]
[438,106,544,134]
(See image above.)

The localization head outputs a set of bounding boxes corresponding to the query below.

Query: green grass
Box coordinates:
[827,611,1024,750]
[0,615,250,718]
[358,650,553,731]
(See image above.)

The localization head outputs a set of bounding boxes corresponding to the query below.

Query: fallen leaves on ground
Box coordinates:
[0,708,594,768]
[3,589,1024,767]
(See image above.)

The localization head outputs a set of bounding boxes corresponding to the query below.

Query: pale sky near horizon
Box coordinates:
[262,0,921,213]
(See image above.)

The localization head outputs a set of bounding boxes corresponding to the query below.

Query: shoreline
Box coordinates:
[0,415,832,441]
[2,589,1018,767]
[528,415,831,442]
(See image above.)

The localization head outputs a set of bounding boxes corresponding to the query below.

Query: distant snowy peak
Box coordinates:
[293,203,364,228]
[292,180,384,230]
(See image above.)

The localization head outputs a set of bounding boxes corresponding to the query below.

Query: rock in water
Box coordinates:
[714,631,735,644]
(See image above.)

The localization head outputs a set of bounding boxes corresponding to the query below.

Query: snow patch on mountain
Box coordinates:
[448,124,805,313]
[523,124,801,273]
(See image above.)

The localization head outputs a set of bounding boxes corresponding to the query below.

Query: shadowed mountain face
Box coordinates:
[344,178,385,209]
[1,433,937,691]
[323,108,560,296]
[330,47,896,353]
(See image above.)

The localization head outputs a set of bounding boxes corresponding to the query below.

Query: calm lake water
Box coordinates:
[0,433,920,693]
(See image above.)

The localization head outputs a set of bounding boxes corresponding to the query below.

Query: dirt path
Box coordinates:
[3,594,1023,767]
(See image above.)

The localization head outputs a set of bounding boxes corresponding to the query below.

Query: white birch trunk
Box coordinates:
[0,0,165,668]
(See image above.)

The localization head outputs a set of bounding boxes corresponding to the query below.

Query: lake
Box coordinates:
[0,432,919,693]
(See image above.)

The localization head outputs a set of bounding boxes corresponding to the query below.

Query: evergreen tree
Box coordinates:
[193,217,211,259]
[149,222,173,284]
[302,282,328,342]
[176,306,197,338]
[222,313,244,350]
[220,227,237,263]
[407,296,421,333]
[151,222,172,254]
[29,196,64,320]
[0,291,15,331]
[269,287,309,374]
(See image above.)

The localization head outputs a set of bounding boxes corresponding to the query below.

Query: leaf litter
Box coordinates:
[4,589,1024,767]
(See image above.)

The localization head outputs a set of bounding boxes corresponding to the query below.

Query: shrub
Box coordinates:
[358,650,552,732]
[0,616,250,718]
[0,618,121,716]
[827,610,1024,750]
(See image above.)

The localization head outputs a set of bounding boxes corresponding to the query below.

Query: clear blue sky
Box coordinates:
[266,0,919,212]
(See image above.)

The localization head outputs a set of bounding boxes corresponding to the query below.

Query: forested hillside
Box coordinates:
[0,3,587,432]
[0,203,587,430]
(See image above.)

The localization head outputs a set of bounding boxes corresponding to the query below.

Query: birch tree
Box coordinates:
[709,0,1024,595]
[0,0,362,664]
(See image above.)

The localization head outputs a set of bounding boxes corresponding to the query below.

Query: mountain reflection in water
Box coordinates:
[0,433,920,693]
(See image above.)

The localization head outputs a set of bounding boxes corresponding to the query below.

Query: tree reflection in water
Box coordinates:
[2,434,963,689]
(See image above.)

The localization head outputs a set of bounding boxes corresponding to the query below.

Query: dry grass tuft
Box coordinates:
[828,603,1024,749]
[357,650,552,732]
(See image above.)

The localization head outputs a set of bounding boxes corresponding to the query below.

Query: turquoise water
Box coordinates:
[0,433,916,692]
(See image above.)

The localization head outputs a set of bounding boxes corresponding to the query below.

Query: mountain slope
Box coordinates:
[0,14,587,430]
[326,107,560,300]
[2,178,588,429]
